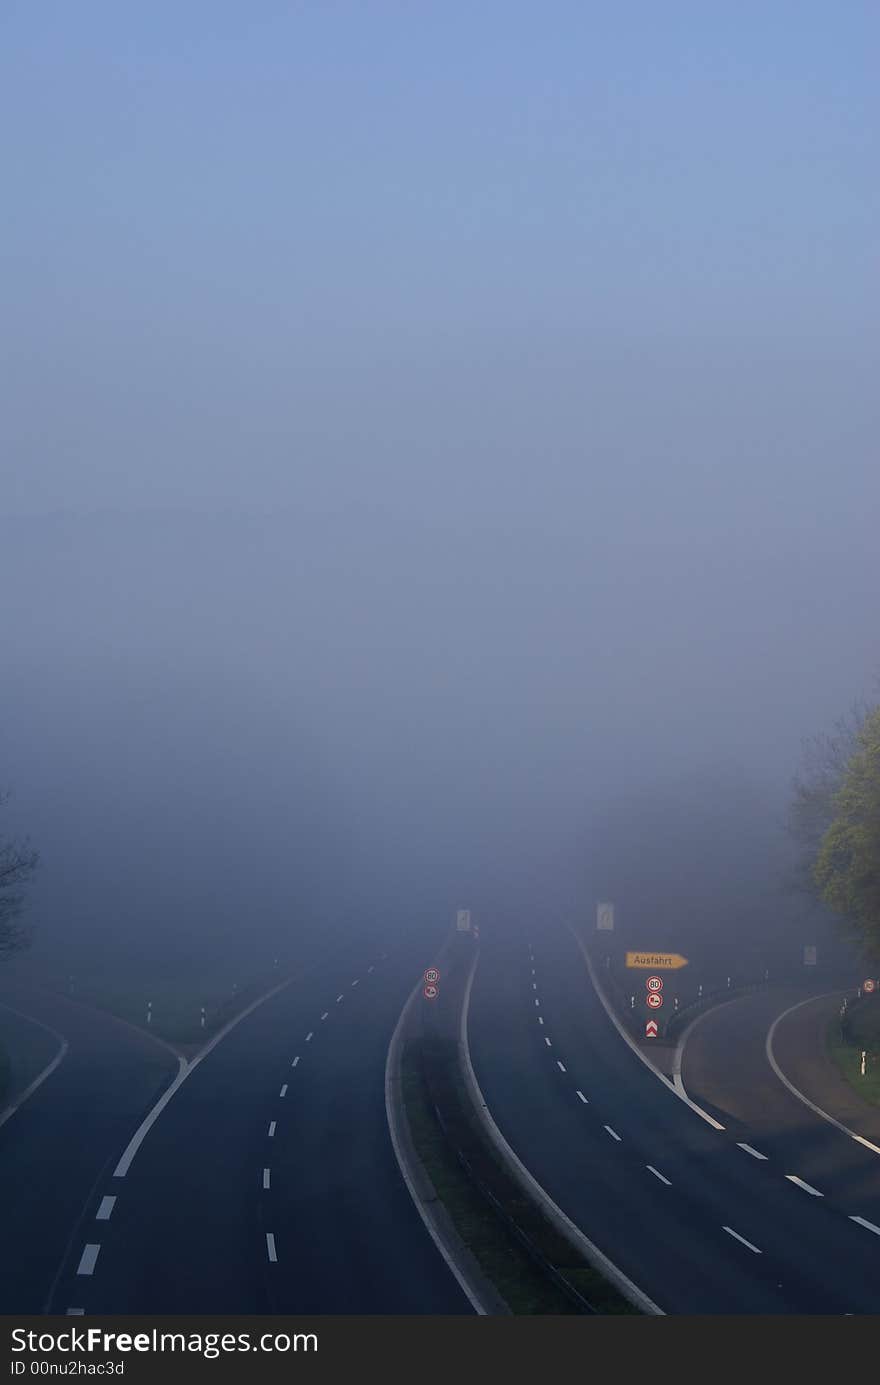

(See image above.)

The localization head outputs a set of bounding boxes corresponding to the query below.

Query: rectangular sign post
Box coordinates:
[803,945,817,966]
[597,902,615,931]
[625,951,689,970]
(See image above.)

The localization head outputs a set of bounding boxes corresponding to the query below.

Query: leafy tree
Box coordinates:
[814,706,880,963]
[788,703,868,894]
[0,794,38,958]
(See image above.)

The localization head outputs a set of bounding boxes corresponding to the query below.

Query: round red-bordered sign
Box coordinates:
[423,983,438,1000]
[646,975,663,992]
[864,978,877,994]
[425,967,440,985]
[646,992,663,1009]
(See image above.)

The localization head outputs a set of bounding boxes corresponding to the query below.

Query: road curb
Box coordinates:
[384,964,507,1315]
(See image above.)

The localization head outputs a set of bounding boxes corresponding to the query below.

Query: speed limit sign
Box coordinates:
[646,975,663,993]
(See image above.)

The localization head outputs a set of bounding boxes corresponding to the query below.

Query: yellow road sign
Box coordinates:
[625,951,689,970]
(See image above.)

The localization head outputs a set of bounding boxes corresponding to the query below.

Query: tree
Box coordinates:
[814,706,880,963]
[0,794,39,958]
[788,702,868,894]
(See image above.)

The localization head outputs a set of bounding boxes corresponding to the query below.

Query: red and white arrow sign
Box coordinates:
[645,1019,658,1039]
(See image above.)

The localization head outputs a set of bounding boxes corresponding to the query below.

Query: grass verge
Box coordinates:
[827,997,880,1109]
[401,1036,640,1315]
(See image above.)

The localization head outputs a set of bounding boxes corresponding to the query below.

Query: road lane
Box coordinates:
[680,986,880,1220]
[0,987,178,1312]
[56,936,470,1314]
[468,921,880,1314]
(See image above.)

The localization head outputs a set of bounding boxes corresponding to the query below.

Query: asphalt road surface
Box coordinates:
[45,936,469,1315]
[0,987,177,1313]
[467,920,880,1314]
[680,987,880,1226]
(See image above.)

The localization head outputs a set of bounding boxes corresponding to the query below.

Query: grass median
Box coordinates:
[401,1035,640,1315]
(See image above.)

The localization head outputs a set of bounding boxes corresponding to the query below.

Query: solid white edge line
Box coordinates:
[646,1166,671,1186]
[849,1215,880,1236]
[785,1174,823,1197]
[266,1233,277,1262]
[76,1244,100,1276]
[569,924,726,1131]
[459,947,663,1315]
[111,969,302,1178]
[722,1226,762,1254]
[737,1142,769,1161]
[384,964,488,1315]
[0,1004,70,1133]
[95,1196,116,1221]
[766,993,880,1153]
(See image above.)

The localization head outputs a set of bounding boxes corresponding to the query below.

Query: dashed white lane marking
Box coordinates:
[852,1135,880,1155]
[785,1174,823,1197]
[534,998,540,1007]
[556,1060,567,1073]
[737,1143,768,1161]
[279,1084,288,1097]
[336,995,344,1003]
[367,965,374,973]
[576,1090,588,1104]
[268,1121,276,1137]
[291,1057,300,1068]
[321,1012,329,1020]
[850,1215,880,1236]
[532,982,537,990]
[76,1245,100,1276]
[266,1233,278,1263]
[352,979,360,987]
[544,1036,552,1047]
[306,1032,314,1041]
[263,1168,271,1190]
[538,1016,544,1026]
[723,1226,762,1254]
[66,1309,84,1316]
[604,1125,621,1142]
[95,1196,116,1221]
[647,1166,671,1186]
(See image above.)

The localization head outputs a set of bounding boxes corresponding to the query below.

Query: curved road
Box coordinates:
[50,934,469,1315]
[680,986,880,1224]
[467,921,880,1314]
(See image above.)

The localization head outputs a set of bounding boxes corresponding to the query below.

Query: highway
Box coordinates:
[680,986,880,1226]
[467,920,880,1314]
[43,934,469,1315]
[0,987,178,1313]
